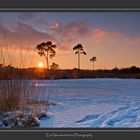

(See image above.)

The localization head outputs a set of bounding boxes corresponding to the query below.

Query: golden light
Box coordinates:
[38,62,44,68]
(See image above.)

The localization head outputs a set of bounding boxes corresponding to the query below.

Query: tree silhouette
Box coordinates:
[73,44,86,70]
[90,57,97,70]
[50,62,59,70]
[36,41,56,69]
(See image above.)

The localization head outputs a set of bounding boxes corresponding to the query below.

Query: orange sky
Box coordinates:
[0,12,140,69]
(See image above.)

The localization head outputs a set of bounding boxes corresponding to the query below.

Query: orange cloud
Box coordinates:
[92,29,109,40]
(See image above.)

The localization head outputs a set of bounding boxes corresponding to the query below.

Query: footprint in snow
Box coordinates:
[76,114,100,123]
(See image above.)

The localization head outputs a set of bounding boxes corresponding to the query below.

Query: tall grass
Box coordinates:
[0,80,22,112]
[0,36,50,115]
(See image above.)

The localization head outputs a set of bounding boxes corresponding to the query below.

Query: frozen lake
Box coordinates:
[34,78,140,128]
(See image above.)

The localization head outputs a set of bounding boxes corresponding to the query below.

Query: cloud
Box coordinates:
[50,21,89,37]
[0,21,55,50]
[17,13,47,25]
[49,21,130,52]
[0,20,86,52]
[87,28,127,49]
[49,21,90,50]
[0,18,140,56]
[50,22,62,30]
[92,29,109,40]
[49,21,135,51]
[65,21,89,35]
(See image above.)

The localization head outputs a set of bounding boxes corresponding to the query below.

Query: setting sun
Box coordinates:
[38,62,44,68]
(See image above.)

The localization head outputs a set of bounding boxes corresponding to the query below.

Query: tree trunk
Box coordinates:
[93,62,94,70]
[45,53,50,79]
[46,52,49,70]
[78,53,80,70]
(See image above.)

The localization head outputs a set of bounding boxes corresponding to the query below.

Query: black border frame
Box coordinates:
[0,0,140,9]
[1,0,140,139]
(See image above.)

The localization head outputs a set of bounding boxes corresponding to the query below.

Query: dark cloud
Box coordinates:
[49,21,90,50]
[50,21,89,37]
[65,21,90,35]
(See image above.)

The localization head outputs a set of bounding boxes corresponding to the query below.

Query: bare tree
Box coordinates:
[36,41,56,69]
[73,44,86,70]
[90,57,97,70]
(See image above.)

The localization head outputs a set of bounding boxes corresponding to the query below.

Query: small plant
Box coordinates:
[50,62,59,71]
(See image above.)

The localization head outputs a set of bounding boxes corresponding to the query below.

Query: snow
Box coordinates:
[33,78,140,128]
[1,78,140,128]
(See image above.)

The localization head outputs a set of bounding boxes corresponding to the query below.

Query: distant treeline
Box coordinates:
[0,65,140,79]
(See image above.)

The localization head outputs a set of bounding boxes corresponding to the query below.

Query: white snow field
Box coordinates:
[34,78,140,128]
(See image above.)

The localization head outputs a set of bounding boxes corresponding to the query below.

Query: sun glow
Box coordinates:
[38,62,44,68]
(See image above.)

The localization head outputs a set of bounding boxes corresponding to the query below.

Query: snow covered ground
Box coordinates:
[27,78,140,128]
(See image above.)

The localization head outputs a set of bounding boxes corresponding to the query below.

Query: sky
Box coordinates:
[0,12,140,69]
